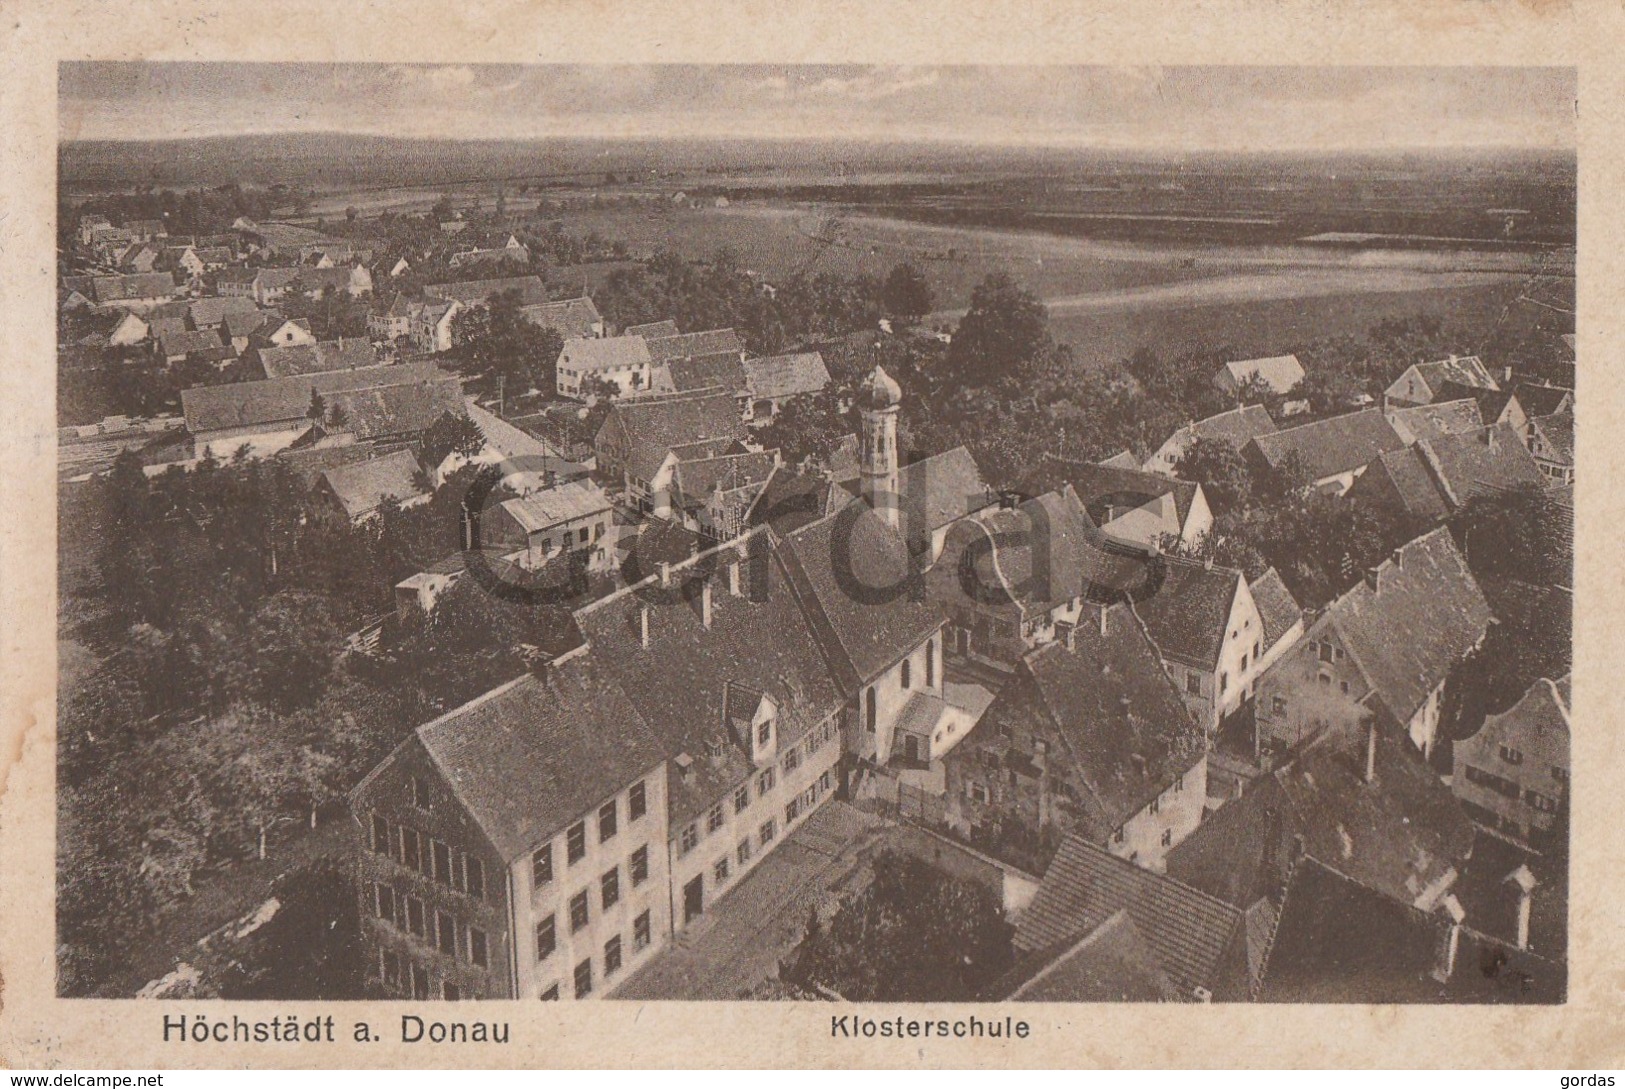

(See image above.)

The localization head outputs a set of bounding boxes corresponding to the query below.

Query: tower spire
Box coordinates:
[860,365,902,529]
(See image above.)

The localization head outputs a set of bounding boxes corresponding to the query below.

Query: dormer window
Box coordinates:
[757,720,772,747]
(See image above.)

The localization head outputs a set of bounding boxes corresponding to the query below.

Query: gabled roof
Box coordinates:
[995,609,1205,837]
[1014,834,1247,1000]
[1472,675,1570,764]
[839,446,992,536]
[325,376,466,441]
[319,448,426,519]
[1248,567,1302,650]
[182,362,449,434]
[258,338,378,379]
[1132,557,1243,670]
[1412,355,1499,395]
[559,335,651,374]
[1165,715,1475,911]
[777,503,945,691]
[746,466,846,536]
[1530,411,1573,465]
[90,272,177,303]
[1219,354,1305,396]
[1018,456,1199,530]
[1159,404,1279,459]
[624,319,679,339]
[598,389,746,482]
[425,275,548,308]
[520,296,602,339]
[574,530,848,827]
[668,352,748,395]
[499,482,611,532]
[1008,910,1181,1002]
[644,327,744,364]
[1325,527,1491,727]
[1385,398,1484,445]
[1509,382,1573,420]
[222,307,280,340]
[157,329,223,358]
[673,449,777,502]
[1414,424,1548,506]
[187,295,260,328]
[416,663,667,861]
[1248,408,1406,482]
[743,352,831,402]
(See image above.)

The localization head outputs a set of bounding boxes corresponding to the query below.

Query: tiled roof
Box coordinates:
[574,530,847,827]
[499,482,611,532]
[148,316,189,344]
[223,308,279,340]
[1248,567,1302,651]
[1171,404,1279,452]
[559,335,651,375]
[668,352,748,395]
[743,352,831,402]
[1002,608,1206,836]
[624,320,679,339]
[1165,715,1476,910]
[1248,408,1406,482]
[520,296,602,339]
[258,338,378,379]
[1132,557,1242,669]
[747,466,845,536]
[275,440,395,488]
[91,272,177,303]
[1509,382,1572,420]
[1531,411,1573,465]
[778,503,945,690]
[1385,399,1483,445]
[319,448,426,519]
[645,327,744,364]
[1015,834,1245,1000]
[674,449,777,502]
[187,295,260,328]
[1415,424,1548,506]
[1018,456,1199,529]
[325,375,466,441]
[464,401,551,462]
[1007,910,1180,1002]
[598,389,746,482]
[1326,527,1491,727]
[1412,355,1498,396]
[1220,354,1305,395]
[841,446,992,536]
[417,663,667,861]
[182,363,447,433]
[425,275,548,308]
[1356,447,1452,522]
[158,329,224,358]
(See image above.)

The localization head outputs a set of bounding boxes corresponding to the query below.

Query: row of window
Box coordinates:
[534,851,652,958]
[372,884,489,969]
[370,815,487,902]
[538,912,654,1000]
[531,784,649,886]
[678,735,834,858]
[380,951,475,1001]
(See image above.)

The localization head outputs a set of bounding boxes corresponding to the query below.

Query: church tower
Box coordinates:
[860,364,902,529]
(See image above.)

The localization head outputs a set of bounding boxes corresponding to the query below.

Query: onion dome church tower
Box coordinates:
[859,364,902,530]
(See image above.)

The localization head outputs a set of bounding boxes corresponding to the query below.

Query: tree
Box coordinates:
[756,388,853,467]
[1171,437,1257,514]
[420,411,487,476]
[945,272,1051,386]
[881,262,933,325]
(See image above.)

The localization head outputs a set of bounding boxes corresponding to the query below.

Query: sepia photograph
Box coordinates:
[51,60,1575,1014]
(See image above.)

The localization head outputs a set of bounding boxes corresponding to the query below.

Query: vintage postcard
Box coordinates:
[1,0,1620,1070]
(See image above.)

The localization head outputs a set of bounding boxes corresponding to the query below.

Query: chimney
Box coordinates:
[701,579,713,629]
[658,561,672,587]
[1203,555,1214,571]
[1432,895,1466,982]
[1486,428,1498,453]
[639,604,651,648]
[1098,607,1109,637]
[1392,547,1404,571]
[674,752,694,783]
[1055,620,1075,651]
[1364,719,1379,784]
[728,557,742,597]
[1364,566,1381,593]
[1130,752,1147,777]
[1506,865,1538,951]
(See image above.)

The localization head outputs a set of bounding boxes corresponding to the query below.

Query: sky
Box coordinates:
[58,64,1577,151]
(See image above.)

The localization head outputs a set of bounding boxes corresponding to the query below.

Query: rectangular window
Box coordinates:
[574,959,592,999]
[375,884,396,924]
[1149,796,1161,816]
[464,856,485,901]
[714,856,730,885]
[601,867,620,910]
[432,840,453,885]
[381,951,402,990]
[786,798,801,824]
[757,720,771,747]
[1272,696,1288,715]
[758,768,775,796]
[400,827,422,872]
[734,785,750,813]
[783,749,801,775]
[412,777,431,809]
[579,527,590,545]
[1500,745,1525,766]
[600,800,618,843]
[1186,672,1202,696]
[759,819,776,847]
[679,823,698,855]
[737,838,753,866]
[707,803,725,834]
[604,935,623,977]
[629,781,647,821]
[437,911,458,957]
[1525,789,1558,814]
[570,890,590,932]
[1319,642,1334,663]
[469,928,488,968]
[1161,829,1173,848]
[411,964,430,1000]
[634,910,652,951]
[1113,827,1125,845]
[536,915,556,961]
[1219,673,1228,695]
[443,982,461,1001]
[532,844,553,888]
[406,897,426,938]
[820,770,832,793]
[630,845,649,886]
[371,814,390,854]
[567,821,587,863]
[806,729,822,755]
[1553,766,1570,784]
